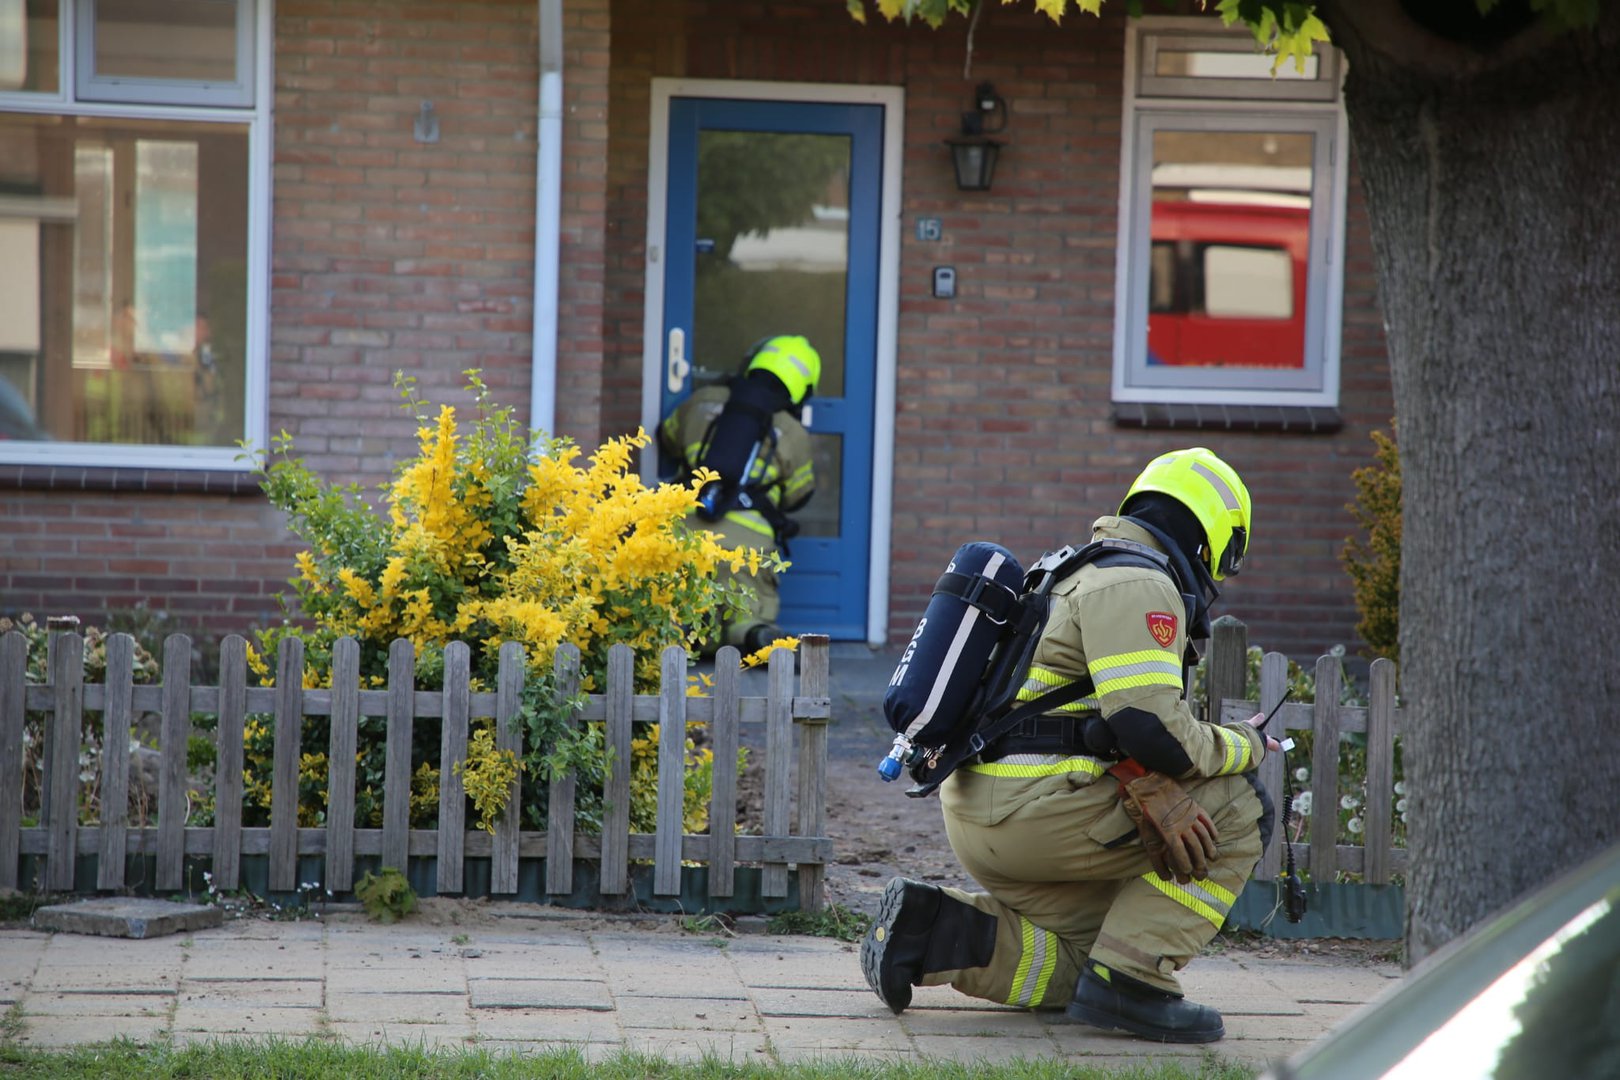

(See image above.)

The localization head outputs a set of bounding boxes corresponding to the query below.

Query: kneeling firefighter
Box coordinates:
[658,334,819,655]
[861,447,1282,1043]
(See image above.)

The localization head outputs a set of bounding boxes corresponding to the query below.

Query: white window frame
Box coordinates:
[76,0,256,108]
[1113,16,1349,409]
[0,0,271,471]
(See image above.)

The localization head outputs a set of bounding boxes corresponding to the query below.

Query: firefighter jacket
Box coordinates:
[1014,515,1265,782]
[658,385,815,547]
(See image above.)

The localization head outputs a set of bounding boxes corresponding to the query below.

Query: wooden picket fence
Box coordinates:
[1204,617,1406,885]
[0,631,833,910]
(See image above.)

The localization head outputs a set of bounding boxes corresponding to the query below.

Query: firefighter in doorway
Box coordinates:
[658,334,819,655]
[862,447,1281,1044]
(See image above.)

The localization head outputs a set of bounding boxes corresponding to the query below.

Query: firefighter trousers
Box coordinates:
[930,762,1268,1006]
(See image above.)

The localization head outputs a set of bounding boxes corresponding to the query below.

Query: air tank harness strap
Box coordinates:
[933,570,1040,631]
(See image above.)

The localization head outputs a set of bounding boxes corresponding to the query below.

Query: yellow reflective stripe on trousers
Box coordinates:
[1088,650,1183,696]
[1142,873,1237,929]
[1006,917,1060,1008]
[962,756,1105,779]
[1215,725,1253,775]
[1015,665,1099,713]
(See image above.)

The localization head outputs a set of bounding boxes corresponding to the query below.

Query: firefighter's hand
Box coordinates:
[1120,773,1220,884]
[1246,712,1282,753]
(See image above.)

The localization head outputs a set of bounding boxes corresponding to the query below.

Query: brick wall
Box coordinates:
[3,0,1394,663]
[3,0,617,638]
[604,0,1394,660]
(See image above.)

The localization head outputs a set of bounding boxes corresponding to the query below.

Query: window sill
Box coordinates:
[0,463,263,495]
[1111,401,1343,433]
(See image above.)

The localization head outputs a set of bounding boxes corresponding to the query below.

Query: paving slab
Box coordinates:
[621,1029,773,1061]
[615,995,764,1032]
[32,897,223,939]
[170,1003,325,1036]
[470,1006,622,1043]
[17,1014,171,1047]
[19,990,174,1017]
[327,990,467,1025]
[468,976,613,1010]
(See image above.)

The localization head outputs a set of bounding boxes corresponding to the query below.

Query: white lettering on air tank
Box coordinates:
[889,617,928,687]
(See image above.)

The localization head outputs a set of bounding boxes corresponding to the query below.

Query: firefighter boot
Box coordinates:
[743,623,785,654]
[860,878,997,1014]
[1065,962,1225,1043]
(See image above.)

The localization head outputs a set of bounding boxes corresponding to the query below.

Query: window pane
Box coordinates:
[1203,245,1292,318]
[0,0,60,93]
[1154,48,1318,81]
[1147,129,1311,370]
[692,130,850,397]
[0,113,249,446]
[93,0,237,83]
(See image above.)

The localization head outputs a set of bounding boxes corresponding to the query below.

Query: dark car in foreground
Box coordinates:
[1261,842,1620,1080]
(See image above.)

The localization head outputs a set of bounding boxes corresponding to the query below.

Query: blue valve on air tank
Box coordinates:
[878,734,912,782]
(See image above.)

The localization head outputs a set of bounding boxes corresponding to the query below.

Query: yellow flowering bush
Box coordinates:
[246,371,783,837]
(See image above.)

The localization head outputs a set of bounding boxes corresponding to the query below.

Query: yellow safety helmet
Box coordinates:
[746,335,822,405]
[1121,447,1252,580]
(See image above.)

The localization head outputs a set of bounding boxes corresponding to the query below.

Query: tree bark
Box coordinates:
[1317,0,1620,965]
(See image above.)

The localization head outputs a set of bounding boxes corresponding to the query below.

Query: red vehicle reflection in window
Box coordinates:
[1147,199,1308,369]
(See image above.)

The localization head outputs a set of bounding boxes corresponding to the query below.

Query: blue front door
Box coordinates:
[658,97,883,641]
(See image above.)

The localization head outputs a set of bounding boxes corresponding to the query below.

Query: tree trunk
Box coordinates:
[1318,0,1620,965]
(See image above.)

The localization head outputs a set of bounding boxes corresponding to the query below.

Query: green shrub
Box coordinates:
[354,867,417,924]
[241,371,780,838]
[1341,424,1401,661]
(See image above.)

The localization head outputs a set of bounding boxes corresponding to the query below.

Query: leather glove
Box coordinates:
[1119,772,1220,884]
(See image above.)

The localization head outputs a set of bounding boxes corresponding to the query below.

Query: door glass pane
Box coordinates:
[0,113,249,446]
[93,0,238,83]
[1147,129,1311,370]
[797,432,841,539]
[692,130,849,397]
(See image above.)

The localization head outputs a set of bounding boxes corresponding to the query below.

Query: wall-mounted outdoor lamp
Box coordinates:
[944,82,1007,192]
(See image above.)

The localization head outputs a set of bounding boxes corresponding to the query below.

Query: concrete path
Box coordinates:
[0,907,1400,1070]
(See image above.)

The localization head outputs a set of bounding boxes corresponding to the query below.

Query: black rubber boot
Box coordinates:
[743,623,784,654]
[1065,962,1224,1043]
[860,878,997,1014]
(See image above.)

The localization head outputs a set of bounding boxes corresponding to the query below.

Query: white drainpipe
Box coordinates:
[530,0,564,442]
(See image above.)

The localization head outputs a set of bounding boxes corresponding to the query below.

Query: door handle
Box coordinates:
[666,328,690,393]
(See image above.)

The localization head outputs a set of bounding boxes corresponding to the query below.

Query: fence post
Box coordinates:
[157,634,193,891]
[436,642,470,894]
[40,617,79,825]
[45,633,84,891]
[762,646,794,900]
[1363,658,1398,885]
[269,635,304,892]
[1256,651,1291,880]
[382,639,416,873]
[795,635,830,912]
[1309,654,1343,882]
[1206,616,1248,727]
[653,645,687,897]
[326,637,360,893]
[599,644,634,895]
[491,641,526,895]
[545,644,581,896]
[706,646,741,900]
[0,632,27,891]
[97,633,135,890]
[213,635,248,892]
